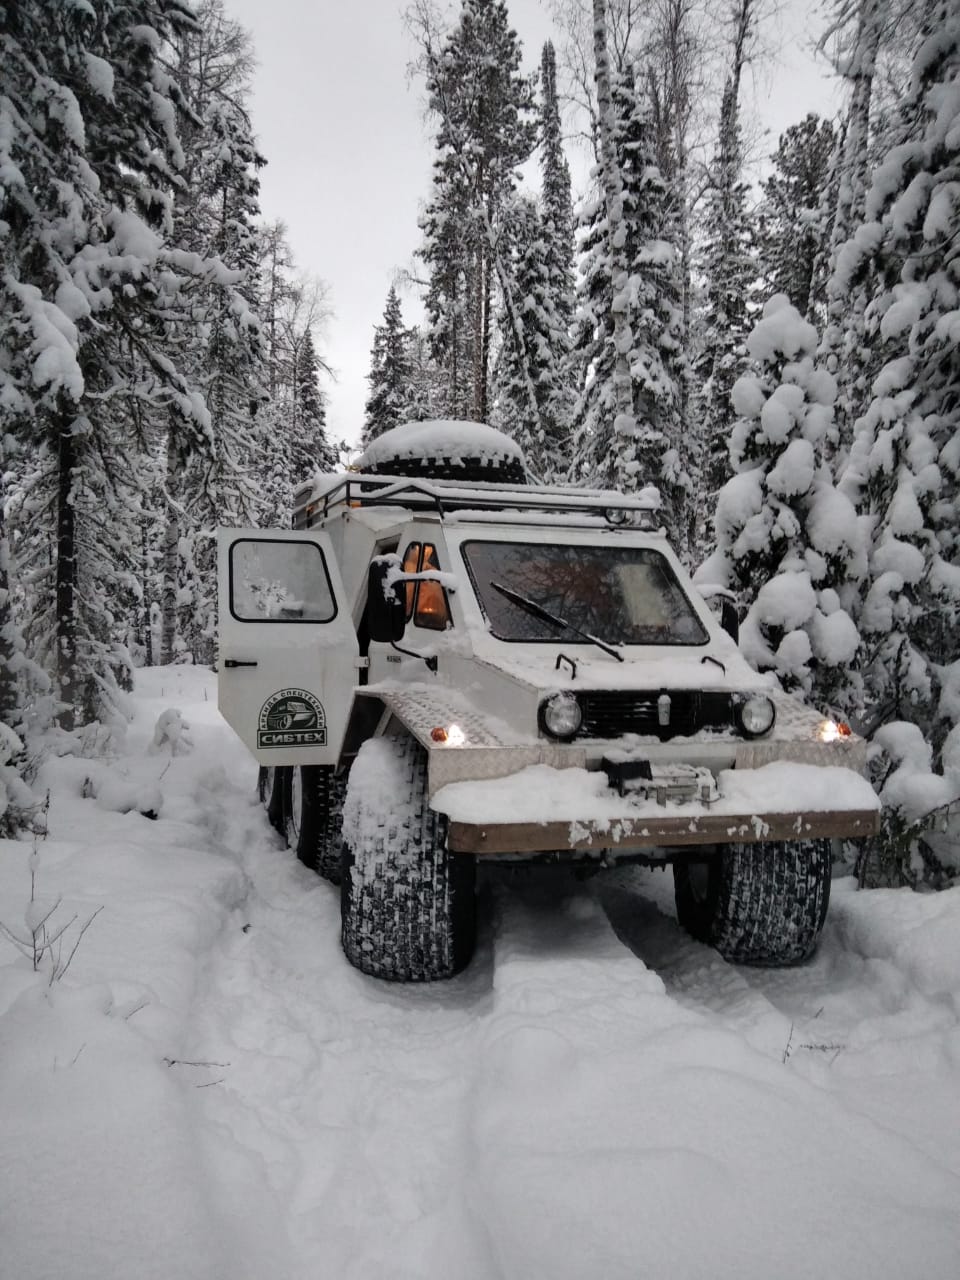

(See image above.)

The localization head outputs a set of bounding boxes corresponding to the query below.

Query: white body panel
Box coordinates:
[216,472,874,850]
[217,528,359,766]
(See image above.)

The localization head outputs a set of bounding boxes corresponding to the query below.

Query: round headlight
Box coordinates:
[541,692,583,739]
[736,694,776,738]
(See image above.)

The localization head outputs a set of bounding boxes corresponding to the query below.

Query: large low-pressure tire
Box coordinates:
[282,764,346,883]
[340,735,476,981]
[257,766,285,834]
[673,839,832,967]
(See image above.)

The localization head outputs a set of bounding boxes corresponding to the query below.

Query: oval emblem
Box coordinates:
[257,688,327,748]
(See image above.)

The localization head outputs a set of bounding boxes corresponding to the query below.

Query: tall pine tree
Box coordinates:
[364,286,412,444]
[414,0,537,422]
[1,0,229,724]
[833,1,960,881]
[756,115,837,321]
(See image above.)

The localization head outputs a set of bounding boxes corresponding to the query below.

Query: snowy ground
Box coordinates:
[2,667,959,1280]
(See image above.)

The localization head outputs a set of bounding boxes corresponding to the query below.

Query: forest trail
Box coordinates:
[3,668,958,1280]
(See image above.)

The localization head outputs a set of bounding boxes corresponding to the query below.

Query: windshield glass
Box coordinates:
[462,540,709,646]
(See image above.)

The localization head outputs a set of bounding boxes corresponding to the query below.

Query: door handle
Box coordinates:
[224,659,258,668]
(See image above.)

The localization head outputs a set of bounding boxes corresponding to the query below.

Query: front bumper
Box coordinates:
[368,685,880,856]
[434,760,880,856]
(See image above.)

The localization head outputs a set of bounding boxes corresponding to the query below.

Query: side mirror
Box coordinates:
[696,583,740,645]
[719,597,739,644]
[367,559,406,643]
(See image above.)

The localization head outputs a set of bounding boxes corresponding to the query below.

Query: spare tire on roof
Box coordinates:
[357,419,527,485]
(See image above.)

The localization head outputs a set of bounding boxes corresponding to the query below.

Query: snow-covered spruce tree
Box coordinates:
[488,38,577,479]
[756,115,837,322]
[413,0,537,423]
[700,295,864,712]
[694,0,759,539]
[492,197,572,478]
[535,37,577,453]
[364,286,412,445]
[402,327,447,422]
[640,0,703,465]
[288,327,335,479]
[539,40,576,333]
[571,58,684,523]
[0,446,44,832]
[252,220,336,525]
[160,0,268,666]
[696,74,755,526]
[258,220,297,401]
[832,4,960,883]
[1,0,236,727]
[819,0,916,453]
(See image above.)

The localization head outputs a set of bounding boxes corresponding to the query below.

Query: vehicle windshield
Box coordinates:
[462,540,709,646]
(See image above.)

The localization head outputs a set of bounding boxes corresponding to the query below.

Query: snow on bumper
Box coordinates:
[433,761,880,856]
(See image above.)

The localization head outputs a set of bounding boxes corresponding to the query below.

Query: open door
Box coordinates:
[217,529,359,766]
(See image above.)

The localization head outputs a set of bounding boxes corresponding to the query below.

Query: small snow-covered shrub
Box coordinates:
[0,848,102,984]
[148,709,193,757]
[857,724,960,887]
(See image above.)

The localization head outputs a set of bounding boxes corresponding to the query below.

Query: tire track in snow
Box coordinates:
[184,797,498,1280]
[601,866,960,1181]
[467,871,960,1280]
[182,760,960,1280]
[598,867,796,1061]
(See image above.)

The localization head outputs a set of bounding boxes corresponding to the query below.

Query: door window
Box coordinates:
[229,539,337,622]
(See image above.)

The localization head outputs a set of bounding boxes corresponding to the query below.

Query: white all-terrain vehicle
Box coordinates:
[217,420,879,981]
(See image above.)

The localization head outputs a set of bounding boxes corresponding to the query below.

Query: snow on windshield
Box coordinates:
[462,540,709,645]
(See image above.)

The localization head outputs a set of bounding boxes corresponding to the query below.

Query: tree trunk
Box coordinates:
[160,431,180,666]
[55,412,78,728]
[592,0,636,489]
[142,517,154,668]
[0,456,20,730]
[478,243,492,423]
[471,236,488,423]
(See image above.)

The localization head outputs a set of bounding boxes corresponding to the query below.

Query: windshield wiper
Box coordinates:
[490,581,624,663]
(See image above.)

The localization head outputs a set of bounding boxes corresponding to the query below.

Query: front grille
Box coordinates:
[575,690,734,741]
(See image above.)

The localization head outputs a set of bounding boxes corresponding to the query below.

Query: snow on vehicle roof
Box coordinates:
[357,419,525,469]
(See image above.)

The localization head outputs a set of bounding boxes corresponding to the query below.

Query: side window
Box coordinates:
[415,543,451,631]
[401,542,421,620]
[398,541,452,632]
[230,539,336,622]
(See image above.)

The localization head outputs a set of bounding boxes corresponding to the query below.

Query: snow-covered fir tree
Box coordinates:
[289,327,336,481]
[162,0,268,665]
[402,327,448,422]
[571,59,684,523]
[819,0,908,452]
[700,295,863,711]
[255,224,336,526]
[364,286,412,445]
[488,38,578,479]
[492,197,572,478]
[832,2,960,882]
[1,0,228,725]
[756,115,837,322]
[696,74,756,521]
[538,41,576,341]
[414,0,537,422]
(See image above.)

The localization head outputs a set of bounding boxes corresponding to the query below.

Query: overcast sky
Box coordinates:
[223,0,840,449]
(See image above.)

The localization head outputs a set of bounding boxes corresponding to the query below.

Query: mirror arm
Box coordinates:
[390,641,438,674]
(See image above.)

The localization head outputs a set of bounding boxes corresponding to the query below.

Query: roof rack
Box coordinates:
[293,472,662,530]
